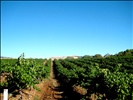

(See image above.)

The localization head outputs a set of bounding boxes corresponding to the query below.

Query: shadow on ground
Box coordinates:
[52,64,84,100]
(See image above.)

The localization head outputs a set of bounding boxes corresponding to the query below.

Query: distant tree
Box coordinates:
[82,55,92,59]
[93,54,102,58]
[116,49,133,56]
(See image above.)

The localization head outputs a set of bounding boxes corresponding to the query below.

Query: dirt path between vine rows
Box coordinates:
[41,61,64,100]
[41,61,87,100]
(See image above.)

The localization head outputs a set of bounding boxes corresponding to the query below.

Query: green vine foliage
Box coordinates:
[0,53,51,91]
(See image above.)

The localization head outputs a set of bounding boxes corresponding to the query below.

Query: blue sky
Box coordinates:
[1,1,133,58]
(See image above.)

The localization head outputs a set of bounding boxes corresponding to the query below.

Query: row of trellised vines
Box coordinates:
[53,57,133,100]
[0,53,51,99]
